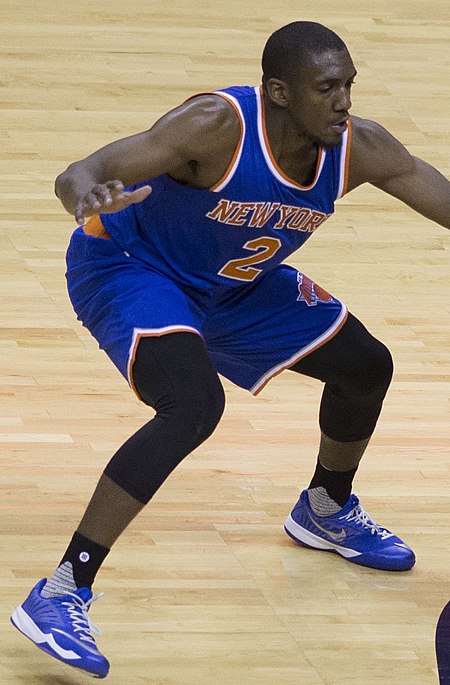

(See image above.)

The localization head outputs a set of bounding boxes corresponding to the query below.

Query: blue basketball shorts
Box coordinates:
[66,227,348,396]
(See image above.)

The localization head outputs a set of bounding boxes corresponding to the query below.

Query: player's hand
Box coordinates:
[75,181,152,225]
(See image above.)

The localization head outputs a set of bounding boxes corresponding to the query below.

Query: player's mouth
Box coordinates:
[331,118,348,134]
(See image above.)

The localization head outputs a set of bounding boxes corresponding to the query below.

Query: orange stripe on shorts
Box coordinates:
[83,215,111,239]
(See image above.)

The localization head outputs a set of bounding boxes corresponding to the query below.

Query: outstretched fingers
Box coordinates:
[75,182,151,225]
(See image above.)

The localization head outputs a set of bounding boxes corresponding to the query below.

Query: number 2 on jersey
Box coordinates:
[218,237,282,282]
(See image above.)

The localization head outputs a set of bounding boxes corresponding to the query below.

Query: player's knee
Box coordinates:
[139,373,225,449]
[345,338,393,400]
[103,376,225,505]
[179,379,225,448]
[132,332,225,447]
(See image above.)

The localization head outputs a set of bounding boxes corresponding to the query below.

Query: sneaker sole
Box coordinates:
[11,606,107,678]
[284,514,415,571]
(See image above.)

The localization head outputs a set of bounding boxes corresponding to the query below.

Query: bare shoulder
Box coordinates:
[175,92,239,127]
[348,115,415,191]
[150,92,241,161]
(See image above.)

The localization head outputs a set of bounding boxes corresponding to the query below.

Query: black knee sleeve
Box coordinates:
[291,313,393,442]
[104,333,225,503]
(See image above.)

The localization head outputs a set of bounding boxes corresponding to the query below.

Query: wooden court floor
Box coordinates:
[0,0,449,683]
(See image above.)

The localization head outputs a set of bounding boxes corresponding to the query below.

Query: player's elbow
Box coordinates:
[54,162,87,215]
[54,163,77,199]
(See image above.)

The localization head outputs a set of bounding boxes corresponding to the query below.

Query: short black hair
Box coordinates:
[262,21,348,84]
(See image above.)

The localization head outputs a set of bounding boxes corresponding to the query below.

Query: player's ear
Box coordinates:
[264,77,290,108]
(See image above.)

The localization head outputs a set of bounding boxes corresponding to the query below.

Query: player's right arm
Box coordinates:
[55,95,240,225]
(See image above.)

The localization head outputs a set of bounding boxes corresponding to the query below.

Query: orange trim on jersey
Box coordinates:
[259,85,324,191]
[252,308,349,396]
[209,93,244,191]
[128,328,203,401]
[183,91,244,192]
[341,118,352,197]
[83,214,111,239]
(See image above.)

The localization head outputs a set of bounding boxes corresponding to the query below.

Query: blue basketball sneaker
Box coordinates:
[284,490,415,571]
[11,579,109,678]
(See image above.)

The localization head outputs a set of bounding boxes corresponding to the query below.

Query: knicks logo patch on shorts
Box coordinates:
[296,272,333,307]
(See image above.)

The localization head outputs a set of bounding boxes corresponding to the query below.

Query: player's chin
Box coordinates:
[323,130,345,148]
[311,129,343,149]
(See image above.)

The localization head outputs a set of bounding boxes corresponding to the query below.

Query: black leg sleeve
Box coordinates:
[104,333,225,503]
[290,313,393,442]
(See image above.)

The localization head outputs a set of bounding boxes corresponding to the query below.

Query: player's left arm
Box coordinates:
[347,116,450,230]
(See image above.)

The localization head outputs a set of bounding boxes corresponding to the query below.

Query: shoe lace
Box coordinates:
[61,591,104,644]
[340,504,394,539]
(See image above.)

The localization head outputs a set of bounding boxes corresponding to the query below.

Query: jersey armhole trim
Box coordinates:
[336,118,352,199]
[209,91,246,192]
[182,91,246,193]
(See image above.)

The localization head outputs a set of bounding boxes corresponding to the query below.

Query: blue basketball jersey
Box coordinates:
[100,85,351,290]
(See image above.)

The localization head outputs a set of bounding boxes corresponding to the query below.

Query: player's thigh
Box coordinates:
[291,312,394,396]
[131,332,225,430]
[66,228,205,384]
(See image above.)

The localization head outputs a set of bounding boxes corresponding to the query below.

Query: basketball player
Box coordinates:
[10,22,450,678]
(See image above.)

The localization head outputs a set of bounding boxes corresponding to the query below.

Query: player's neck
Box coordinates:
[263,98,319,186]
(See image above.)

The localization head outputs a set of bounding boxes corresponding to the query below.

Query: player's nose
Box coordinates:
[334,86,352,112]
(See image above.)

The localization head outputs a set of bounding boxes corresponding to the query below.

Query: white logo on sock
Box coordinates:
[79,552,90,563]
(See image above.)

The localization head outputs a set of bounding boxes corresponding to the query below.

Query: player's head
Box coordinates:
[262,22,348,85]
[262,22,356,147]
